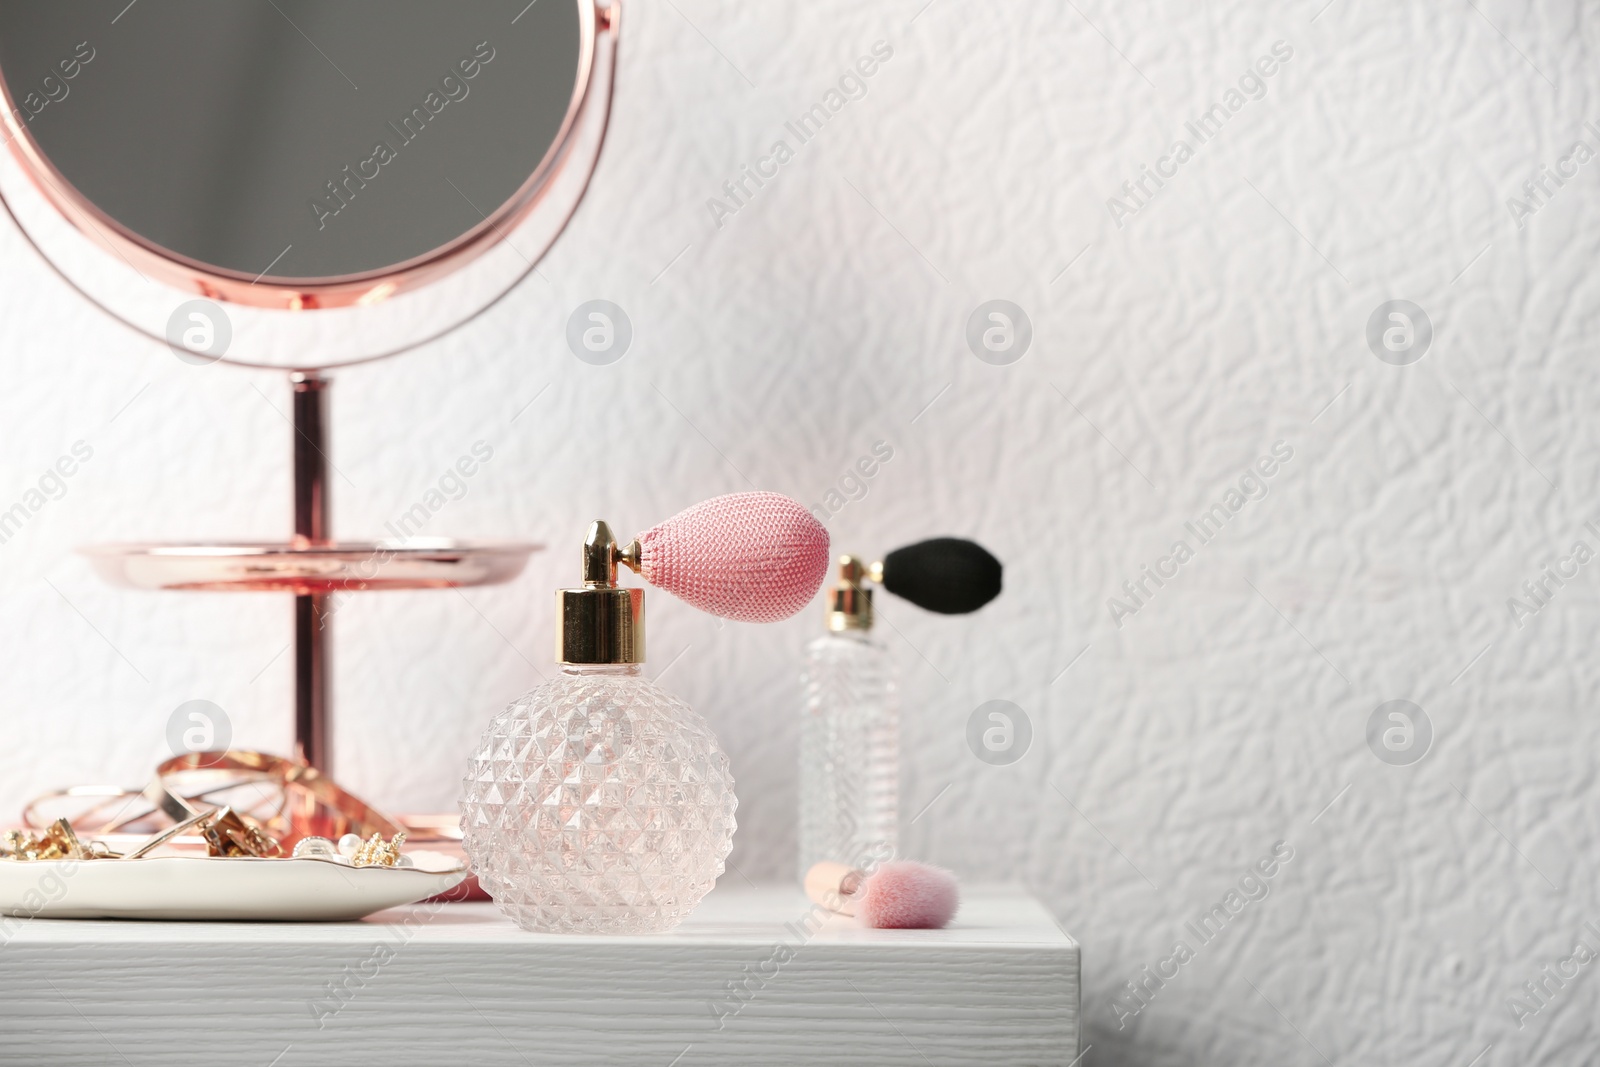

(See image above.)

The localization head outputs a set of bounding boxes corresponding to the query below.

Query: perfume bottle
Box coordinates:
[461,521,738,934]
[799,539,1002,881]
[800,556,898,876]
[462,492,831,935]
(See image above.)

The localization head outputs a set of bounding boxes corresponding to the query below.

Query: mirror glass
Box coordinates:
[0,0,584,283]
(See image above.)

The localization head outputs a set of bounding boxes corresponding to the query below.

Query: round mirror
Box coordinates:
[0,0,617,367]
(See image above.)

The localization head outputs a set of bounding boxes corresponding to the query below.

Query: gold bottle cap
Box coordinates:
[825,554,874,632]
[555,520,645,664]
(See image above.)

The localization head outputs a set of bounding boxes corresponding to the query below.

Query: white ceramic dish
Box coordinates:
[0,852,467,921]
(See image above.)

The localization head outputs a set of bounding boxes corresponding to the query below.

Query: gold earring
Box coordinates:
[350,831,406,868]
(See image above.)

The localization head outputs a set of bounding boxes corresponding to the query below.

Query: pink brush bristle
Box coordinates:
[856,861,960,930]
[637,491,830,623]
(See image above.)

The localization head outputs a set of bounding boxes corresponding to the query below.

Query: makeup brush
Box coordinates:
[619,491,831,622]
[805,860,960,929]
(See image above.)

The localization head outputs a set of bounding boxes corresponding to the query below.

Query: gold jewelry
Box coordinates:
[200,807,281,858]
[349,831,406,868]
[122,808,214,860]
[157,750,404,844]
[22,755,409,857]
[19,750,406,859]
[1,818,107,860]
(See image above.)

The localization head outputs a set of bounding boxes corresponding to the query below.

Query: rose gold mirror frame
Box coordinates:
[0,0,612,313]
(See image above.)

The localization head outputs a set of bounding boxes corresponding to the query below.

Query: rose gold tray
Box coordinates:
[80,539,540,593]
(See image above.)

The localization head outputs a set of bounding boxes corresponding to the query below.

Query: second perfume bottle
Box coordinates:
[799,538,1002,880]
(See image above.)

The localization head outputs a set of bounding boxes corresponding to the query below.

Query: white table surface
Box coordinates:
[2,883,1081,1066]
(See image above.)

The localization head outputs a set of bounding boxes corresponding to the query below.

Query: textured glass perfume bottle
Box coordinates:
[461,522,737,934]
[799,556,898,877]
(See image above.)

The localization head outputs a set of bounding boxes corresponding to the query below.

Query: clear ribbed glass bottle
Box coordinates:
[799,562,898,879]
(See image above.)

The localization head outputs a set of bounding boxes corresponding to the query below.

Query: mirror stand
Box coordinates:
[83,369,541,774]
[291,373,333,768]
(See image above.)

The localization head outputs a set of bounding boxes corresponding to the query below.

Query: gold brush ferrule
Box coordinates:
[825,553,875,632]
[556,520,645,664]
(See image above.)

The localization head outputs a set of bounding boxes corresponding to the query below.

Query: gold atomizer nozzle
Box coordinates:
[557,520,645,664]
[825,553,877,632]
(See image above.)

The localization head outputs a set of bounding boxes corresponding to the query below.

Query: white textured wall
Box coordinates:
[2,1,1598,1064]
